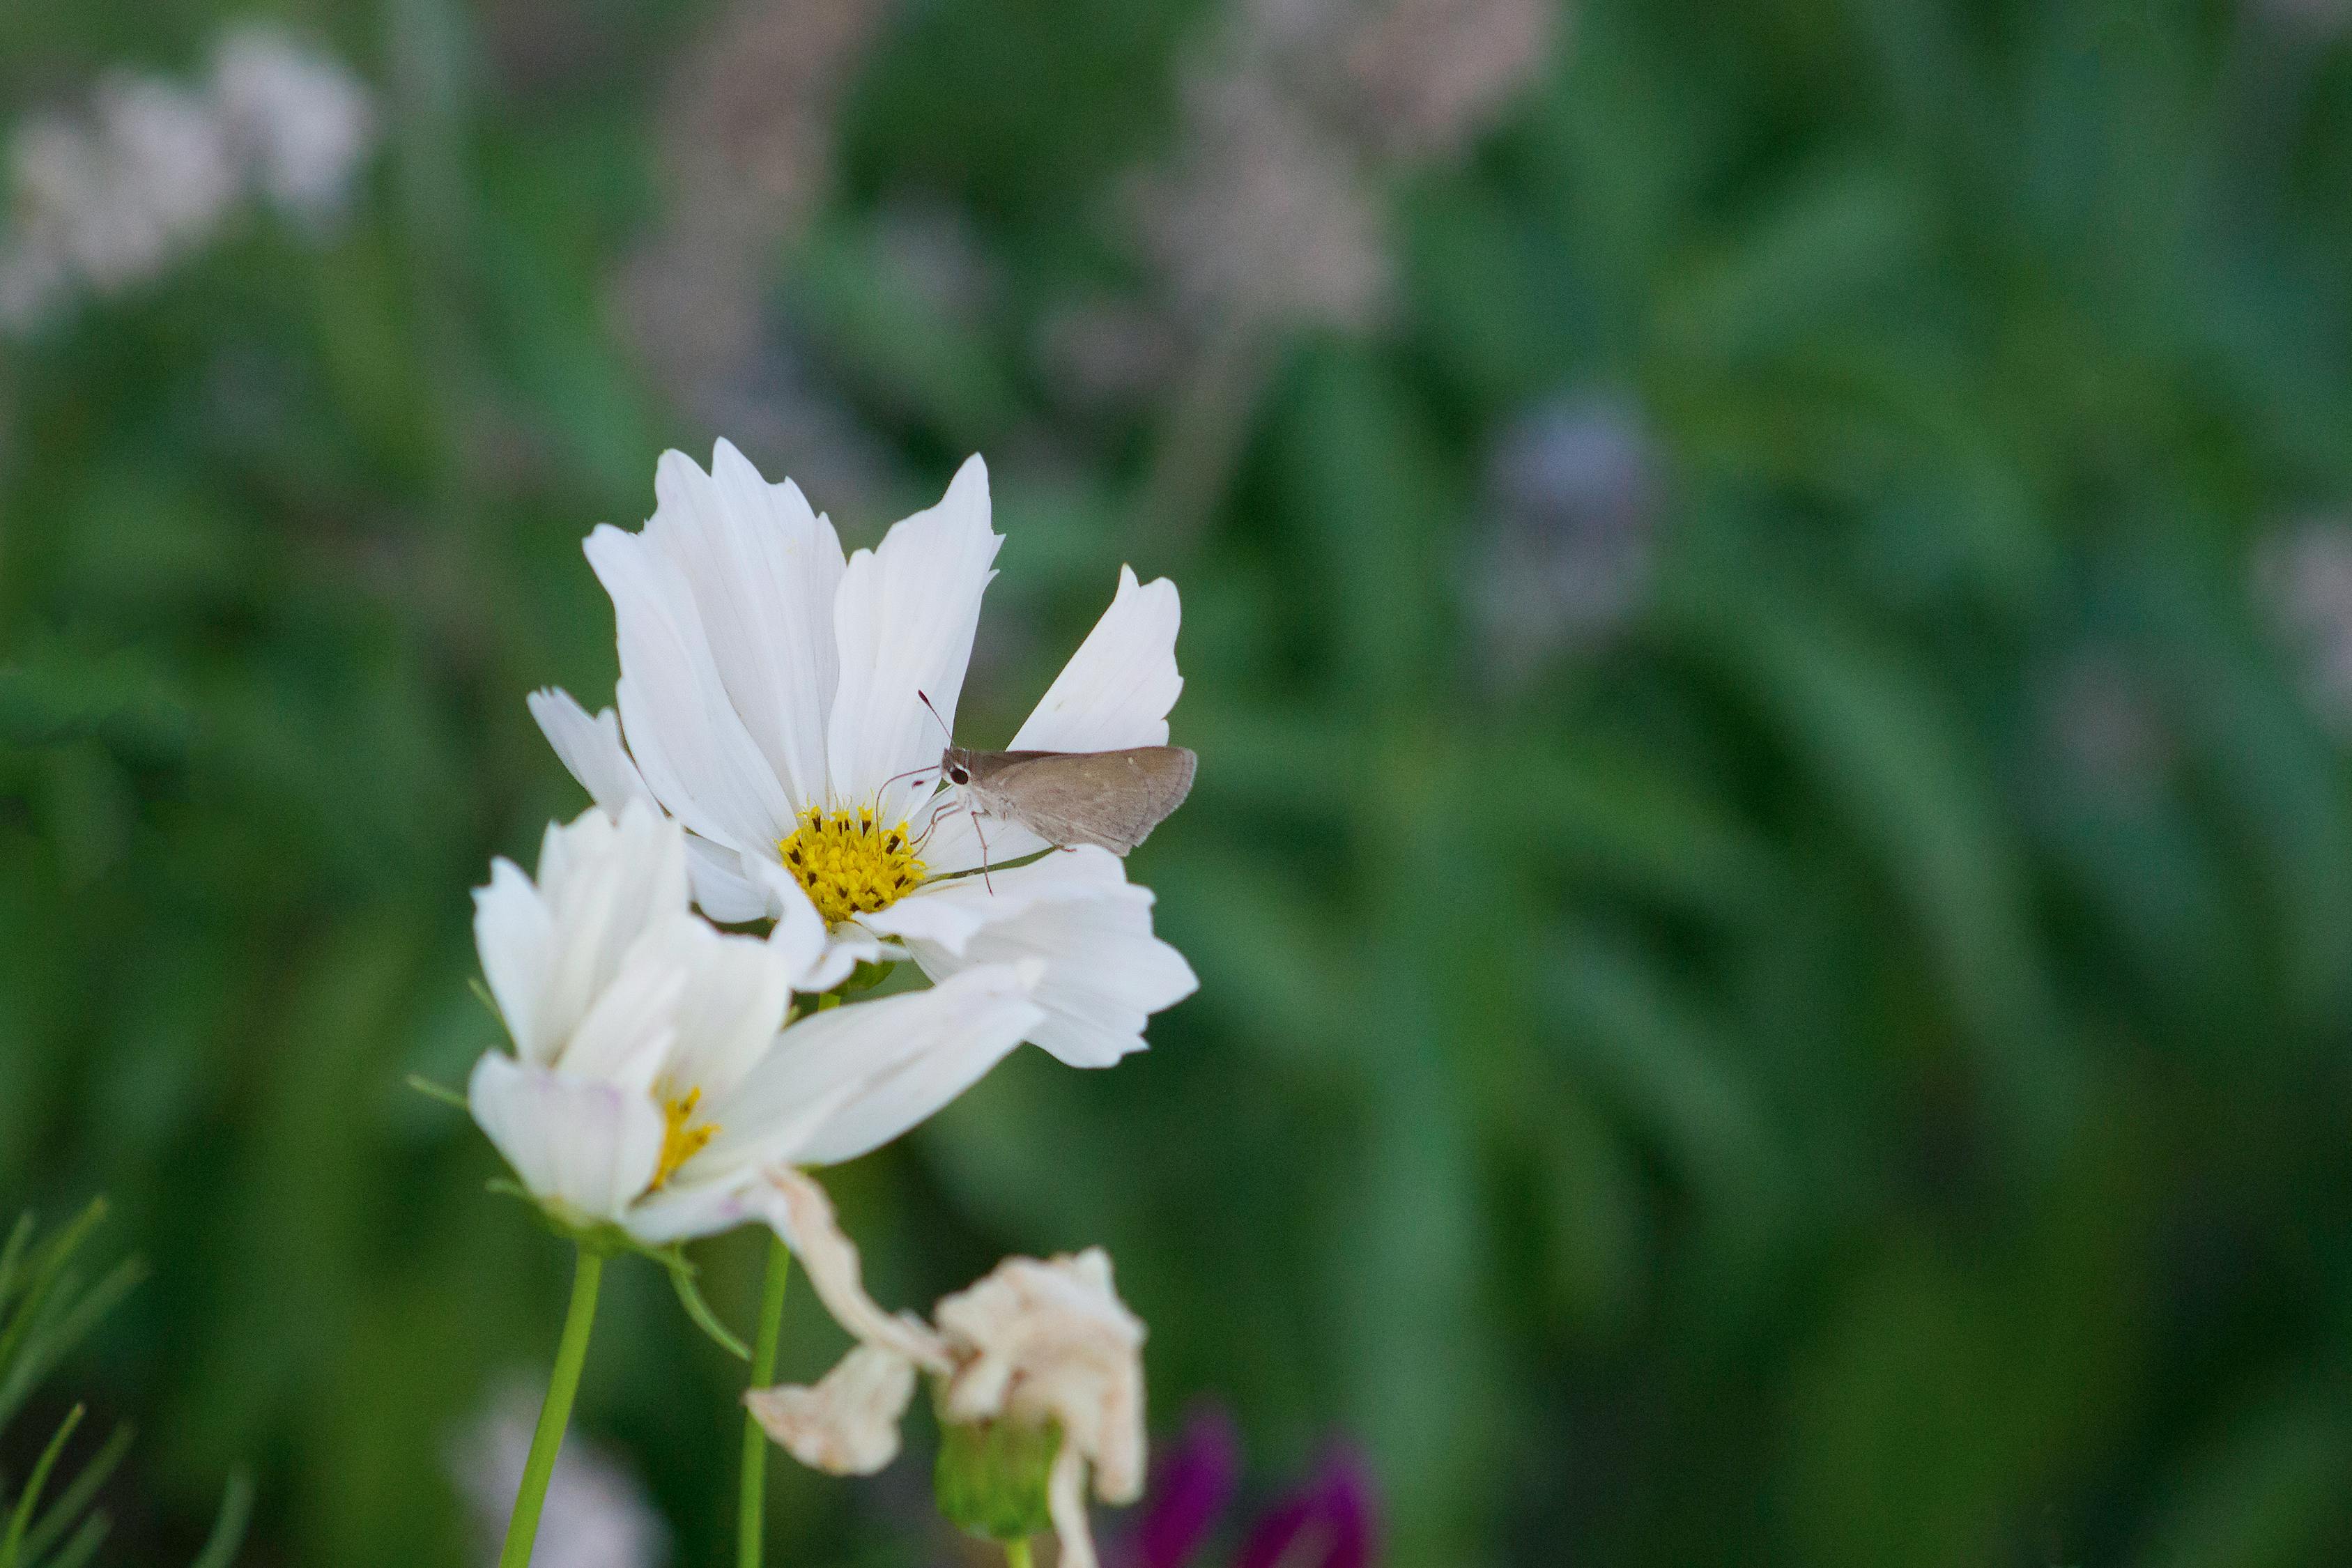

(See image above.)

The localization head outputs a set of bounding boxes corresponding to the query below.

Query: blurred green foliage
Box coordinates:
[8,1,2352,1565]
[0,1201,250,1568]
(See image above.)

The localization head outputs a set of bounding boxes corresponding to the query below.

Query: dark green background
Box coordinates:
[8,1,2352,1564]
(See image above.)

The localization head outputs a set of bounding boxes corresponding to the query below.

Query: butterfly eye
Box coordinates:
[948,765,969,784]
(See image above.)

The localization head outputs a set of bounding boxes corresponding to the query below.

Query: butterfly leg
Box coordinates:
[913,798,962,854]
[970,810,995,894]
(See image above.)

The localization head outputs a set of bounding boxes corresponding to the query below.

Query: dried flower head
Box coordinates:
[746,1169,1148,1568]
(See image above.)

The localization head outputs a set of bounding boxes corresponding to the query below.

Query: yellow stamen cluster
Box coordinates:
[650,1088,717,1193]
[778,805,925,925]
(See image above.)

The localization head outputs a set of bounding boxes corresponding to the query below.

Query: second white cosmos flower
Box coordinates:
[532,442,1197,1067]
[466,801,1044,1245]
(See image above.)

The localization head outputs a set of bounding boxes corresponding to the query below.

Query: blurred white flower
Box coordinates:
[452,1380,670,1568]
[532,442,1198,1068]
[2036,649,2174,800]
[1344,0,1555,160]
[1471,392,1659,679]
[466,802,1044,1244]
[0,25,376,332]
[745,1169,1147,1568]
[213,27,378,226]
[1125,0,1552,341]
[2257,517,2352,735]
[615,0,894,512]
[6,80,236,312]
[1135,70,1392,332]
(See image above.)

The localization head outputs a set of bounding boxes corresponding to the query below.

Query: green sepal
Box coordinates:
[466,976,505,1028]
[405,1074,470,1112]
[839,960,896,995]
[934,1415,1061,1542]
[661,1248,751,1360]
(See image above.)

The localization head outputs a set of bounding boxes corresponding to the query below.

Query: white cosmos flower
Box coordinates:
[531,441,1197,1066]
[465,802,1044,1245]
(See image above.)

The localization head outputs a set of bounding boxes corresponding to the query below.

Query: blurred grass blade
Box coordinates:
[40,1513,109,1568]
[187,1473,252,1568]
[0,1217,35,1316]
[0,1404,85,1568]
[0,1259,146,1434]
[18,1422,130,1565]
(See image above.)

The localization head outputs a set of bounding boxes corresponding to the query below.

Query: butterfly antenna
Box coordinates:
[917,689,953,744]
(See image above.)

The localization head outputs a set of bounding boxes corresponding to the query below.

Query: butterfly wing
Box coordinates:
[966,746,1197,854]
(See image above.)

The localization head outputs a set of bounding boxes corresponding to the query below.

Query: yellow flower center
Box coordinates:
[778,805,925,925]
[649,1087,717,1193]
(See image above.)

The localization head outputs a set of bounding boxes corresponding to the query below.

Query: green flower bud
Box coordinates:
[934,1416,1061,1542]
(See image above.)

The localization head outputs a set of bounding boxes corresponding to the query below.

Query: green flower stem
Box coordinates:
[1004,1539,1034,1568]
[737,1236,792,1568]
[498,1246,605,1568]
[737,989,837,1568]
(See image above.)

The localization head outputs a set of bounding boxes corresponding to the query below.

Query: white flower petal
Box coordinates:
[684,835,774,924]
[891,850,1197,1067]
[763,869,837,992]
[700,963,1042,1174]
[467,1052,663,1224]
[472,857,553,1064]
[518,804,689,1069]
[918,566,1183,875]
[527,688,659,816]
[1011,567,1182,753]
[555,941,684,1093]
[619,1174,770,1246]
[546,807,689,1043]
[588,523,799,854]
[827,455,1001,825]
[744,1344,917,1476]
[645,443,846,813]
[651,919,797,1107]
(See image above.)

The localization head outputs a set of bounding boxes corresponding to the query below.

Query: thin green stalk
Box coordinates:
[1004,1539,1034,1568]
[737,989,838,1568]
[498,1247,604,1568]
[737,1237,792,1568]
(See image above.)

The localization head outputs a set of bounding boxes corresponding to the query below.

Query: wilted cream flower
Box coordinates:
[743,1344,917,1475]
[934,1250,1147,1505]
[745,1169,1146,1568]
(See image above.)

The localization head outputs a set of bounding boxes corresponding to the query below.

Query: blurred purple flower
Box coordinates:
[1117,1412,1379,1568]
[1231,1449,1378,1568]
[1130,1409,1243,1568]
[1471,391,1659,679]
